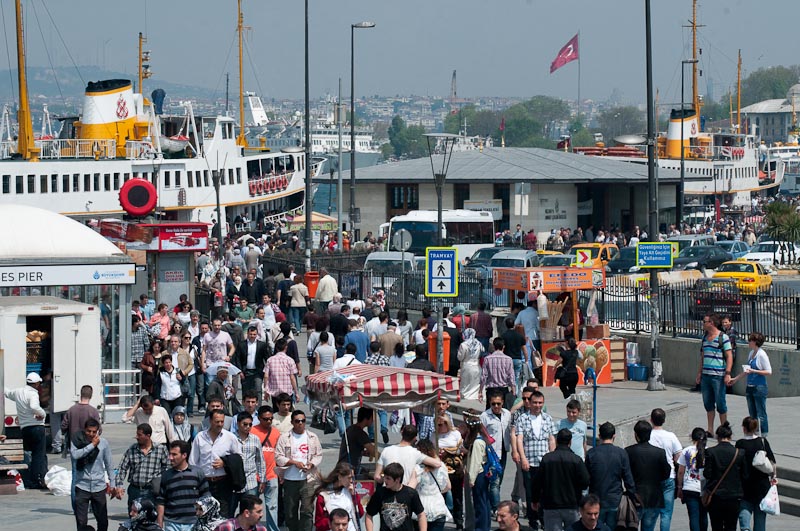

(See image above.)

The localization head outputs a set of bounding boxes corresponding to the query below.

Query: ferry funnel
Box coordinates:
[666,108,697,159]
[75,79,147,156]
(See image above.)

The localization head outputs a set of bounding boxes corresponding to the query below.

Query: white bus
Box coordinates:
[379,209,496,258]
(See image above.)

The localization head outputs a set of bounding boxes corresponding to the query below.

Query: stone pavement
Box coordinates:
[2,381,799,530]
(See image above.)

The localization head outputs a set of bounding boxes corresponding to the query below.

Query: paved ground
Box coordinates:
[3,381,798,529]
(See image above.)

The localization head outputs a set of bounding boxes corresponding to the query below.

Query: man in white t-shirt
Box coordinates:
[648,408,682,531]
[373,424,442,486]
[276,410,322,531]
[201,318,235,385]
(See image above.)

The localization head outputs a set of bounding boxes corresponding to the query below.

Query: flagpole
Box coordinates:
[577,31,581,115]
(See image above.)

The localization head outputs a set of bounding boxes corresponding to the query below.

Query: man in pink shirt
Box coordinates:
[263,338,298,410]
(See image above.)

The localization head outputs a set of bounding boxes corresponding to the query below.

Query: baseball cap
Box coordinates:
[26,372,43,384]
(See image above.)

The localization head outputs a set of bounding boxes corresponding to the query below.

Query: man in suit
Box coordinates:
[329,305,351,341]
[236,325,271,406]
[625,420,671,531]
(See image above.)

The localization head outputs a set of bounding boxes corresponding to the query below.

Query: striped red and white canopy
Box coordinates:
[305,365,460,410]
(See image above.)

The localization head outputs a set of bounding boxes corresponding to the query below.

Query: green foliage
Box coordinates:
[596,106,646,143]
[737,66,800,107]
[765,201,800,264]
[387,115,429,159]
[570,128,595,148]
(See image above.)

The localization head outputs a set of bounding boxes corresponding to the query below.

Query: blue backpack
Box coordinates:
[481,437,504,478]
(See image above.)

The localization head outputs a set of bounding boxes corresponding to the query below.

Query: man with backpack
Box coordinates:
[696,314,733,437]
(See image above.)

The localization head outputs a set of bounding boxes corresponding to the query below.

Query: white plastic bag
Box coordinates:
[752,450,774,475]
[759,484,780,515]
[44,465,72,496]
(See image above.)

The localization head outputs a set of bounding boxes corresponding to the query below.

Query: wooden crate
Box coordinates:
[609,338,627,382]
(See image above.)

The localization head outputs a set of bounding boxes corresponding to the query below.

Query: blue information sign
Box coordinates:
[425,247,458,297]
[636,242,674,268]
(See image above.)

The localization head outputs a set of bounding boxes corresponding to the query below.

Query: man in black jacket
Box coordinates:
[329,305,351,340]
[235,326,271,406]
[625,420,670,531]
[585,422,636,530]
[239,271,266,308]
[531,428,590,531]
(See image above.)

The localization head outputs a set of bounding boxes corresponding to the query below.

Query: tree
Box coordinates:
[737,65,800,107]
[596,106,646,143]
[386,115,429,159]
[764,201,800,265]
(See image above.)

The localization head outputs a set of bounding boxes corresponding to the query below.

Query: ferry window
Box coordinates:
[220,170,226,186]
[142,172,149,182]
[113,173,120,190]
[164,171,171,188]
[104,173,111,190]
[40,175,48,193]
[230,168,236,184]
[195,171,201,187]
[175,171,181,187]
[236,167,241,184]
[94,173,100,191]
[187,171,193,187]
[51,174,58,193]
[83,174,90,191]
[2,175,9,194]
[27,174,35,193]
[73,174,80,192]
[16,175,22,194]
[62,175,69,192]
[285,156,294,172]
[204,170,210,187]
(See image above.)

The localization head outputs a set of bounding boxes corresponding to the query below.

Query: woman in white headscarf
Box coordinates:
[457,328,483,400]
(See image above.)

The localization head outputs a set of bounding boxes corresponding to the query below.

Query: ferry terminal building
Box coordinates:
[327,147,686,236]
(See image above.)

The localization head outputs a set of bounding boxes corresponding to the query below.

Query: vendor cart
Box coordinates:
[492,266,612,387]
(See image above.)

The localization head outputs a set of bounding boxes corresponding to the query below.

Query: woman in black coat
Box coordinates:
[556,337,580,399]
[736,416,777,531]
[703,422,745,531]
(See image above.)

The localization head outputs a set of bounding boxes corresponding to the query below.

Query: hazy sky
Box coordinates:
[4,0,799,105]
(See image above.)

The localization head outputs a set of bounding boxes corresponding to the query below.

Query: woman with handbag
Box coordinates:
[677,427,709,531]
[437,415,465,530]
[730,332,772,437]
[703,422,745,531]
[735,416,777,531]
[414,439,452,531]
[312,462,363,531]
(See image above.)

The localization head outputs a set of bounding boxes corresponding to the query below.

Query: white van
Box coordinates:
[667,234,717,254]
[363,251,417,291]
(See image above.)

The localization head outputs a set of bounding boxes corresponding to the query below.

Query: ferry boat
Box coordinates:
[0,0,322,231]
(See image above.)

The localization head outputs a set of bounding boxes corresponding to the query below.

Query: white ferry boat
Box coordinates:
[0,1,321,231]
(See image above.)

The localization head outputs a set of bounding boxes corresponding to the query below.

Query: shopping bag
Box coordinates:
[759,484,780,515]
[44,465,72,496]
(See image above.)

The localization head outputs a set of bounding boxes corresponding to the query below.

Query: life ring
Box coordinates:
[283,175,289,188]
[257,179,264,194]
[249,181,257,195]
[280,175,288,189]
[269,177,276,192]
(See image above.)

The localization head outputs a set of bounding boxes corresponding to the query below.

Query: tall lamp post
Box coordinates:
[349,21,375,237]
[644,0,665,391]
[425,133,458,374]
[678,58,699,226]
[304,0,312,270]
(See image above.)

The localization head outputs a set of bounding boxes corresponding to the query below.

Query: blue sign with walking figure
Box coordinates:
[425,247,458,297]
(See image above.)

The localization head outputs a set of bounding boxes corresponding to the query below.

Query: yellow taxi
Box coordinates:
[536,250,562,256]
[566,243,620,268]
[713,260,772,295]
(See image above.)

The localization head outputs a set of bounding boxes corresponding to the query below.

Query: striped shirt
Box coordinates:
[701,332,731,377]
[156,465,210,523]
[237,433,267,492]
[115,442,169,489]
[480,351,516,391]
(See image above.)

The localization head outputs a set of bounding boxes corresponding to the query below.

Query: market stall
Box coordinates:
[306,365,460,505]
[492,266,612,387]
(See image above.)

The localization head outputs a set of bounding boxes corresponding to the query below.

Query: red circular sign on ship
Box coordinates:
[119,178,157,216]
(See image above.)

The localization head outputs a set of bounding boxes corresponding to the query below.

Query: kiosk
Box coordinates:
[492,266,612,387]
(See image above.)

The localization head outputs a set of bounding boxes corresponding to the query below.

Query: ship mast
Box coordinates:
[236,0,248,147]
[691,0,702,117]
[14,0,39,161]
[736,49,742,132]
[138,33,152,95]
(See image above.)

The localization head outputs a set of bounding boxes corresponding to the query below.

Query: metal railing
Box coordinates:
[599,280,800,348]
[37,138,116,159]
[100,369,141,422]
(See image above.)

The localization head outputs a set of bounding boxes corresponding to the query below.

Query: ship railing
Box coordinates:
[36,138,117,160]
[686,144,748,161]
[125,140,157,160]
[0,140,14,159]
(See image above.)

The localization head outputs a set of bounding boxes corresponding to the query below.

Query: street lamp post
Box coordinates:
[425,133,459,374]
[349,21,375,237]
[304,0,312,270]
[212,170,222,242]
[678,58,699,227]
[644,0,665,391]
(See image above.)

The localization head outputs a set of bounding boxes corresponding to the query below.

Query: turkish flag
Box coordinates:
[500,117,505,132]
[550,34,579,74]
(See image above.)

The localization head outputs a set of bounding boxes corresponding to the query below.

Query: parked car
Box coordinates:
[713,260,773,295]
[540,254,574,267]
[667,234,716,253]
[742,241,800,271]
[363,251,416,291]
[489,249,541,269]
[607,247,640,275]
[672,245,731,273]
[715,240,750,259]
[464,247,504,270]
[687,278,742,321]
